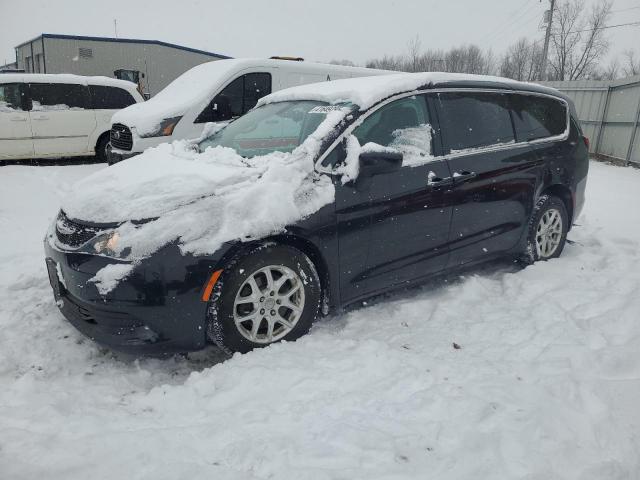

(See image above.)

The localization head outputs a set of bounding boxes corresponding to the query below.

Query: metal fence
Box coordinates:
[540,75,640,165]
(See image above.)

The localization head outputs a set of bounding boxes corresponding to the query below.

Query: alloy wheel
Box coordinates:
[535,208,563,258]
[233,265,305,344]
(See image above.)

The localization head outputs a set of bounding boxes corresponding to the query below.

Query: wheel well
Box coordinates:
[542,184,573,225]
[96,131,110,147]
[216,235,332,311]
[267,234,331,308]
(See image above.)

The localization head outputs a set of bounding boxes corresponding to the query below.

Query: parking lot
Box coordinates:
[1,159,639,479]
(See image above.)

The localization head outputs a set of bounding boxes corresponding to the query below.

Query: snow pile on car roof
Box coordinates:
[112,59,252,136]
[60,109,347,292]
[259,72,539,110]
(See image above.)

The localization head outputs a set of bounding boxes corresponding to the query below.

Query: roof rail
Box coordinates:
[270,56,304,62]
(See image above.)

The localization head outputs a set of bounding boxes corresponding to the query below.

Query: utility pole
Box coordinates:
[114,19,118,38]
[540,0,556,80]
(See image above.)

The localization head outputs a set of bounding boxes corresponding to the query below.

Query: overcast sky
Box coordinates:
[1,0,638,68]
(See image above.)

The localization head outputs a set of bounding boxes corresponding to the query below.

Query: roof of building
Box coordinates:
[15,33,231,59]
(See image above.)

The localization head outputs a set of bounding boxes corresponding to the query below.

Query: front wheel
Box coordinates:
[523,194,569,263]
[95,134,110,163]
[207,244,322,354]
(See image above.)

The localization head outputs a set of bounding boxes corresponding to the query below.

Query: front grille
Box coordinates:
[55,212,100,248]
[110,123,133,151]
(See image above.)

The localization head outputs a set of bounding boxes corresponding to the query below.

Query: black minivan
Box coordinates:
[44,73,588,355]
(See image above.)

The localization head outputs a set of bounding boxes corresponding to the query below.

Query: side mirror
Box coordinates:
[358,149,403,177]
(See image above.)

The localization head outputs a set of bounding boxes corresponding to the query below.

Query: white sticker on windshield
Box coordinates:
[309,105,343,113]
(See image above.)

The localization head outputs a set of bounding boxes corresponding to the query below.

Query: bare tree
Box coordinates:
[406,34,422,72]
[329,59,357,67]
[621,49,639,77]
[548,0,612,80]
[365,39,497,75]
[500,38,542,81]
[603,58,619,80]
[366,54,406,71]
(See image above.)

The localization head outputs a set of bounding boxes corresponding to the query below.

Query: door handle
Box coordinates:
[32,115,50,121]
[453,171,477,183]
[10,116,27,122]
[427,171,453,188]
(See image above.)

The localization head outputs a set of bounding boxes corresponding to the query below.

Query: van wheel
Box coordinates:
[95,134,110,163]
[522,194,568,264]
[207,244,322,354]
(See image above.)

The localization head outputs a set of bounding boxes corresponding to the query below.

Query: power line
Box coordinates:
[531,19,640,45]
[610,6,640,13]
[479,0,539,44]
[568,20,640,34]
[482,2,542,45]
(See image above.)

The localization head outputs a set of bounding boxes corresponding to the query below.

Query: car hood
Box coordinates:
[59,128,337,264]
[62,141,262,224]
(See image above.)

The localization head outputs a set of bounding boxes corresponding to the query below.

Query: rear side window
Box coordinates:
[436,92,515,153]
[196,73,272,123]
[0,83,24,111]
[510,94,568,141]
[89,85,136,109]
[29,83,88,111]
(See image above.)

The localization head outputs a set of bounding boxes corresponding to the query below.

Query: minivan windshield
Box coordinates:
[199,100,339,157]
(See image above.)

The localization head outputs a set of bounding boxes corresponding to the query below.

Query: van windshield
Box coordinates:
[199,100,335,157]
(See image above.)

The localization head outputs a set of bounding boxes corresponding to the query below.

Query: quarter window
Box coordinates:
[0,83,24,111]
[510,94,567,141]
[195,73,272,123]
[29,83,88,111]
[89,85,136,109]
[436,92,515,153]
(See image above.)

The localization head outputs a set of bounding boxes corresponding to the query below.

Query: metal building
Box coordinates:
[540,76,640,165]
[13,34,231,97]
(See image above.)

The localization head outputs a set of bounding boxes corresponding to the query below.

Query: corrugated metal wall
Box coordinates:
[16,37,224,97]
[540,76,640,165]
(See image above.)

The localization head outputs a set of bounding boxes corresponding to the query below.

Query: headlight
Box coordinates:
[93,231,120,255]
[139,116,182,138]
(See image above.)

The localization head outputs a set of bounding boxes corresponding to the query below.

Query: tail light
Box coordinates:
[582,136,590,150]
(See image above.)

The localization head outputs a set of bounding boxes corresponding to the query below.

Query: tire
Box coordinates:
[522,194,569,264]
[207,244,322,354]
[95,134,110,163]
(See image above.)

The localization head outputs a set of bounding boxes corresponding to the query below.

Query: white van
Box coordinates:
[0,73,143,162]
[108,58,390,163]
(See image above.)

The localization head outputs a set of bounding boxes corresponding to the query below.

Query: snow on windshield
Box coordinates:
[59,106,349,293]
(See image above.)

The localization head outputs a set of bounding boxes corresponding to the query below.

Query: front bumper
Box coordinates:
[44,234,220,355]
[107,149,137,165]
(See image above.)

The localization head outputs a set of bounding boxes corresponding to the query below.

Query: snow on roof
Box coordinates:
[259,72,559,111]
[111,58,390,135]
[0,72,140,92]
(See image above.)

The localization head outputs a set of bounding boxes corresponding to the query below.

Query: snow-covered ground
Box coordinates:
[1,161,639,479]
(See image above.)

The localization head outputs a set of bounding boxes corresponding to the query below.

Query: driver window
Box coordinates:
[195,77,244,123]
[196,73,272,124]
[353,95,432,165]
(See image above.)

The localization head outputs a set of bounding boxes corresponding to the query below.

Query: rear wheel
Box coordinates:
[95,134,110,163]
[207,244,322,354]
[522,195,569,263]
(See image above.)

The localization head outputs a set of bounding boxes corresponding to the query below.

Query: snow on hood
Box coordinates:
[259,72,540,111]
[61,110,346,265]
[111,59,249,136]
